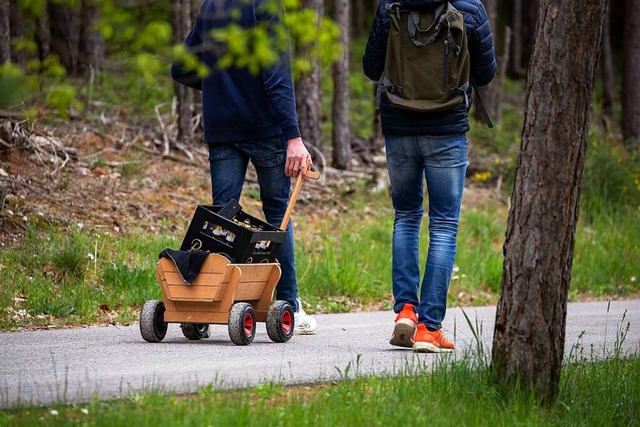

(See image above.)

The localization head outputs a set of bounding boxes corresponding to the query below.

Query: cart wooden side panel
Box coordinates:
[155,253,281,324]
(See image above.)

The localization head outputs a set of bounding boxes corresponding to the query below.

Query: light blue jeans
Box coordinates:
[208,136,299,311]
[385,134,467,330]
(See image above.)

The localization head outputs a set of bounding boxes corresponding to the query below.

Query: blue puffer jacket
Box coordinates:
[172,0,300,144]
[362,0,497,136]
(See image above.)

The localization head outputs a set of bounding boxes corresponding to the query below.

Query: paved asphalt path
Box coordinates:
[1,299,638,408]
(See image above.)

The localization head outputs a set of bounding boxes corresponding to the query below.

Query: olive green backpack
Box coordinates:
[378,1,493,127]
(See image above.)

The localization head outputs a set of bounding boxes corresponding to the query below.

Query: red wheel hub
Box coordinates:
[281,310,292,334]
[243,312,254,336]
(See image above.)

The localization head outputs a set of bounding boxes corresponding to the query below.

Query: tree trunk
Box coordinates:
[35,1,51,62]
[9,1,25,66]
[172,0,193,142]
[473,0,497,121]
[622,0,640,149]
[78,0,104,75]
[492,0,608,403]
[601,3,614,124]
[509,0,526,77]
[0,0,10,64]
[49,1,81,75]
[332,0,351,170]
[521,0,540,72]
[295,0,324,161]
[352,0,366,39]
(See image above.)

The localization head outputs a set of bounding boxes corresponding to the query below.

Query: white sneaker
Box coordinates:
[294,299,317,335]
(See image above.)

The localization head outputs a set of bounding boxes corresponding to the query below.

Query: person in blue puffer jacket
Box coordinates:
[363,0,496,352]
[172,0,317,335]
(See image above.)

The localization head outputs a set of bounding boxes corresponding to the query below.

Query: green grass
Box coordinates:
[1,182,637,329]
[0,225,176,329]
[1,353,637,426]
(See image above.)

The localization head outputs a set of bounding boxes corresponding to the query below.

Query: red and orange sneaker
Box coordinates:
[389,304,418,348]
[412,324,454,353]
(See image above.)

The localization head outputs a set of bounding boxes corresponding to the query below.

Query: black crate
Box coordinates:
[180,204,286,263]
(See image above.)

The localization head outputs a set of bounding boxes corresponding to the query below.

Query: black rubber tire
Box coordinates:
[266,300,295,343]
[180,323,210,340]
[228,303,256,345]
[140,300,168,343]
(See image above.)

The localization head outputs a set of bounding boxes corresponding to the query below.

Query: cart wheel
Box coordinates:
[228,303,256,345]
[140,300,168,343]
[266,300,294,343]
[180,323,210,340]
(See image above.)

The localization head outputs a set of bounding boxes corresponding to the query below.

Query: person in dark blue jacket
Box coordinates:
[172,0,316,334]
[363,0,496,352]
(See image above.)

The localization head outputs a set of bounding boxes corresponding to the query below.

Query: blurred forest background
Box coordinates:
[0,0,638,329]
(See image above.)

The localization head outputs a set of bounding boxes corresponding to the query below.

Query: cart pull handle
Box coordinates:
[280,160,320,230]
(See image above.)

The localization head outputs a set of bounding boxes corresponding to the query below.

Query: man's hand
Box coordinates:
[285,137,311,177]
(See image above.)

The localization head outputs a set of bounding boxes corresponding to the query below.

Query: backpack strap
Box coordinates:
[406,4,446,48]
[470,79,494,128]
[375,74,400,109]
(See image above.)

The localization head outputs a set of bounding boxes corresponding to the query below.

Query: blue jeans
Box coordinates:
[385,134,467,330]
[208,136,299,311]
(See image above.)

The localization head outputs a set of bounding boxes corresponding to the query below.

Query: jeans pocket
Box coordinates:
[251,137,286,168]
[385,136,409,167]
[208,144,236,161]
[427,135,466,168]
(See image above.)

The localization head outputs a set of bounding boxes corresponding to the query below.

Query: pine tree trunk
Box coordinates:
[352,0,365,39]
[509,0,525,77]
[622,0,640,149]
[492,0,608,403]
[49,1,81,75]
[295,0,324,160]
[601,4,614,122]
[332,0,351,170]
[0,0,10,64]
[9,1,25,66]
[78,0,104,74]
[35,2,51,62]
[172,0,193,142]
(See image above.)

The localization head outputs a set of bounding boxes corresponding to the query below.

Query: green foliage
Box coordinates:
[200,0,340,77]
[0,64,29,108]
[45,84,83,117]
[133,21,173,52]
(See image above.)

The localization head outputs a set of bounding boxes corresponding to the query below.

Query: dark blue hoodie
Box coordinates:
[363,0,497,136]
[171,0,300,144]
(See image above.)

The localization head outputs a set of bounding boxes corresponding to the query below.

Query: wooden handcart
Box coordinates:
[140,166,320,345]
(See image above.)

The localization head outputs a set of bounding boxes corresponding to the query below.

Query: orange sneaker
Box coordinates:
[389,304,418,348]
[412,324,454,353]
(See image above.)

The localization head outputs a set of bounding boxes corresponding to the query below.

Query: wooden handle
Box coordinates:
[279,162,320,230]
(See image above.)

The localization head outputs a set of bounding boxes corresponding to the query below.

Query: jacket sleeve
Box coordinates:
[171,10,204,91]
[257,1,301,140]
[458,0,496,87]
[362,1,390,81]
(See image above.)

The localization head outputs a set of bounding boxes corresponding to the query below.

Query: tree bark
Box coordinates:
[601,3,614,123]
[172,0,193,142]
[509,0,526,77]
[0,0,10,64]
[78,0,104,74]
[49,1,81,75]
[492,0,608,403]
[332,0,351,170]
[295,0,324,160]
[9,1,24,66]
[35,1,51,62]
[352,0,366,39]
[622,0,640,149]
